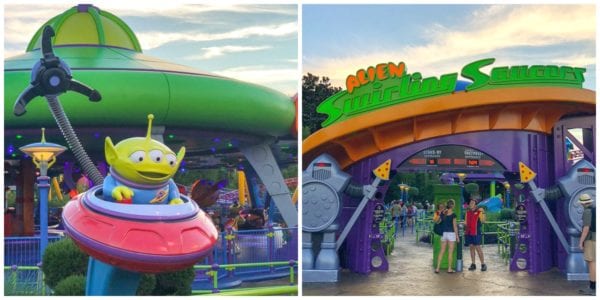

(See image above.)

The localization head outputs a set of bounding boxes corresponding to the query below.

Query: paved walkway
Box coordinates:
[303,232,592,296]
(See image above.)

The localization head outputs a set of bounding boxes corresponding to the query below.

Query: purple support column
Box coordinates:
[524,133,554,273]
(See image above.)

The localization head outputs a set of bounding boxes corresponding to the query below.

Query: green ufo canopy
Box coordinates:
[26,4,142,52]
[5,4,296,138]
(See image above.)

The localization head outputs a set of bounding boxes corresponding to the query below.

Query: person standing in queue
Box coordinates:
[435,199,458,274]
[400,201,408,229]
[578,193,595,296]
[465,198,487,271]
[391,200,402,237]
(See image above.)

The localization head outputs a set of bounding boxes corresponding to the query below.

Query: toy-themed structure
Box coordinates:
[303,59,595,280]
[4,4,297,295]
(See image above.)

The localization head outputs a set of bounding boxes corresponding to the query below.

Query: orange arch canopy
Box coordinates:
[303,86,595,169]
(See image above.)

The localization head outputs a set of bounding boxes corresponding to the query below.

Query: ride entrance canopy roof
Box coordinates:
[303,59,595,169]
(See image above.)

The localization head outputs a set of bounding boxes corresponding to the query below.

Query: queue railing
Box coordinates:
[192,260,297,295]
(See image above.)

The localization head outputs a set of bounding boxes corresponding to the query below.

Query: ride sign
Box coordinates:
[317,58,586,127]
[397,145,505,172]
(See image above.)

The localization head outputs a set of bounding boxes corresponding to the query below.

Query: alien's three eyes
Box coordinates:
[129,150,177,166]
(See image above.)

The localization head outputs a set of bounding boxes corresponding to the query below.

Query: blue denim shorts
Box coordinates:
[465,234,482,246]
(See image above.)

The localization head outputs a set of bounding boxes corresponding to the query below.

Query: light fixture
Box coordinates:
[19,128,66,176]
[19,128,66,263]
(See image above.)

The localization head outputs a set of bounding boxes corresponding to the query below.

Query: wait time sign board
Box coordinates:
[397,145,506,172]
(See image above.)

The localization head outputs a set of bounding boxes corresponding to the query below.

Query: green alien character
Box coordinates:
[102,114,185,205]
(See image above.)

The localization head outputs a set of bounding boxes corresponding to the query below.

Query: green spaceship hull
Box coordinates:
[5,46,295,138]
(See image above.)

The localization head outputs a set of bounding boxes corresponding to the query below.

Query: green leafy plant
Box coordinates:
[41,238,89,289]
[53,275,85,296]
[302,73,342,133]
[48,194,72,208]
[302,126,312,140]
[485,211,500,222]
[408,187,419,197]
[39,235,196,296]
[4,269,19,295]
[464,183,479,195]
[152,267,195,296]
[499,208,516,221]
[136,274,157,295]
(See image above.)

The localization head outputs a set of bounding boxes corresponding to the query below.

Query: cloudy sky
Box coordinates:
[4,3,298,95]
[303,5,596,90]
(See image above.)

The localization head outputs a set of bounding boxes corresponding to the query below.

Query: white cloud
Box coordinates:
[4,49,25,59]
[550,54,596,68]
[4,4,297,52]
[184,45,272,60]
[137,22,297,49]
[215,65,297,85]
[91,3,297,18]
[4,5,68,49]
[4,4,69,20]
[4,3,296,20]
[215,65,298,96]
[304,5,595,87]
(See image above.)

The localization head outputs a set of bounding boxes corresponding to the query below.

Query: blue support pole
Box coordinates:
[86,258,141,295]
[457,182,464,272]
[37,176,50,264]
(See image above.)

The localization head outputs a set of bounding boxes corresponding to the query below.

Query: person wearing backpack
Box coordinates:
[465,198,487,271]
[578,193,595,295]
[434,199,458,273]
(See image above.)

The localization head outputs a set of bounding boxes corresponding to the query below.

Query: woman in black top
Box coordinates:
[434,199,458,273]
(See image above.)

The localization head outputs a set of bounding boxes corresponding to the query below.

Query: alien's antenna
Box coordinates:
[145,114,154,142]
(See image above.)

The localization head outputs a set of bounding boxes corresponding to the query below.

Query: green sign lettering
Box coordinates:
[462,58,586,91]
[317,58,586,128]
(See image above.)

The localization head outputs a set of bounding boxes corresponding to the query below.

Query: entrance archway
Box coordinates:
[338,130,550,274]
[303,63,595,277]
